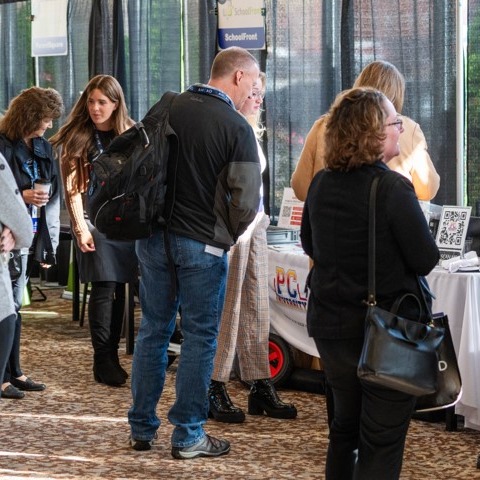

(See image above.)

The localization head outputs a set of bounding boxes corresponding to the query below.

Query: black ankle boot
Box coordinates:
[93,354,126,387]
[248,379,297,419]
[208,380,245,423]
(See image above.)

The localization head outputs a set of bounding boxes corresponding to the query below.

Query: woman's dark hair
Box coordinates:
[0,87,64,140]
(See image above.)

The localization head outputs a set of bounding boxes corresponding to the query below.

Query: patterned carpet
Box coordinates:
[1,284,480,480]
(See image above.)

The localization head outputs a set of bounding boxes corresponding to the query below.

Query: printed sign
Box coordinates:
[31,0,68,57]
[435,205,472,261]
[217,0,266,50]
[277,187,304,228]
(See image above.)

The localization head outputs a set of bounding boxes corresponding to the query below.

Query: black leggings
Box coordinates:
[0,315,16,384]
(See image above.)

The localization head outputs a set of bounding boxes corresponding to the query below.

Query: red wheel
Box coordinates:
[268,333,295,387]
[269,338,285,378]
[233,333,295,388]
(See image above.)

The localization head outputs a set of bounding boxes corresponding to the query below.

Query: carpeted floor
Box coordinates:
[1,284,480,479]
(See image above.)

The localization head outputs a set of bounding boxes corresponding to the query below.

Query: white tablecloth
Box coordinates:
[427,268,480,430]
[267,246,480,431]
[267,245,319,357]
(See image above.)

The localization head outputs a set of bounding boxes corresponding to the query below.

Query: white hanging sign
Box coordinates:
[31,0,68,57]
[217,0,266,50]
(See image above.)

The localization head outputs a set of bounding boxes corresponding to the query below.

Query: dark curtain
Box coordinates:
[265,0,341,218]
[0,0,463,214]
[183,0,217,86]
[88,0,126,92]
[36,0,92,134]
[126,0,182,121]
[467,0,480,210]
[0,1,33,107]
[345,0,456,206]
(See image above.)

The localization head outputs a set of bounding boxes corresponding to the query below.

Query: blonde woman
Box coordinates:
[291,60,440,202]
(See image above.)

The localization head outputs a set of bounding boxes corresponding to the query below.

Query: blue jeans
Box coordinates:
[128,231,227,447]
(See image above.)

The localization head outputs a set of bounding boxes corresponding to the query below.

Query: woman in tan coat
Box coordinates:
[291,60,440,202]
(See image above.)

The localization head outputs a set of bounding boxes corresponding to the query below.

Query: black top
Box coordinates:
[301,161,439,339]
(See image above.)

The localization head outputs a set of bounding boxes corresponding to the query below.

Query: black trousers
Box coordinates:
[0,315,16,385]
[88,281,125,357]
[314,336,416,480]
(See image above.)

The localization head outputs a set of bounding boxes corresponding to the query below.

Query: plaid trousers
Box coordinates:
[211,212,271,382]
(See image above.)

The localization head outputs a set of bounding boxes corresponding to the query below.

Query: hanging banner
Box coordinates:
[31,0,68,57]
[217,0,266,50]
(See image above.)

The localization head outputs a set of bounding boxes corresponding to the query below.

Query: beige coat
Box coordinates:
[291,115,440,202]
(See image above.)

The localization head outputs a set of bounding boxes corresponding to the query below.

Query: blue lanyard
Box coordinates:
[22,159,39,186]
[93,130,104,155]
[187,84,236,110]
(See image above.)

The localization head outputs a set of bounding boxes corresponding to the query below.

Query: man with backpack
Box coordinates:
[128,47,261,459]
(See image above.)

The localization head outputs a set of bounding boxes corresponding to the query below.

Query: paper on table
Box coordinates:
[441,251,479,273]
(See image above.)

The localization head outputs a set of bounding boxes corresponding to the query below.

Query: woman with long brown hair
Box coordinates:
[51,75,137,387]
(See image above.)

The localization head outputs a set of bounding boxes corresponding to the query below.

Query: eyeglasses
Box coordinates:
[386,119,403,130]
[248,91,265,100]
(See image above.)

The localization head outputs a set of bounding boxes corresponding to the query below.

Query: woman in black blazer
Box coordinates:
[301,87,439,480]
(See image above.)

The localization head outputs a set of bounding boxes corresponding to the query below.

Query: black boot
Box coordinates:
[93,353,126,387]
[248,379,297,419]
[111,350,128,380]
[208,380,245,423]
[89,282,126,386]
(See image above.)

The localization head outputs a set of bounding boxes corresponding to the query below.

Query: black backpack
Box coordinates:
[87,91,179,241]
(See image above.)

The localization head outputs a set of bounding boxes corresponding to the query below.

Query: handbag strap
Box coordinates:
[367,176,380,306]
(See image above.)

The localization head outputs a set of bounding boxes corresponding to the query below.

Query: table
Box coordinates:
[267,245,318,357]
[268,245,480,431]
[427,267,480,430]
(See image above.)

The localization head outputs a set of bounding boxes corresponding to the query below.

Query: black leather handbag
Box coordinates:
[8,249,22,281]
[357,176,445,397]
[414,312,462,412]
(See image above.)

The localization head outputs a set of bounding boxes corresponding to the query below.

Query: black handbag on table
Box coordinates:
[357,176,445,397]
[414,311,462,412]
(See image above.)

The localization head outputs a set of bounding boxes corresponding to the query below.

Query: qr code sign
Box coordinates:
[436,206,471,251]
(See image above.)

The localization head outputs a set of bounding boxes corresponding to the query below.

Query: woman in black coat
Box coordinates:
[0,86,64,399]
[301,87,439,479]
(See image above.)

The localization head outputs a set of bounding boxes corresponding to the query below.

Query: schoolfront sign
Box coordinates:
[217,0,266,50]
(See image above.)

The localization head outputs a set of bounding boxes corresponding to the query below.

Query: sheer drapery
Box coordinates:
[346,0,457,207]
[264,0,342,216]
[126,0,182,120]
[0,1,33,107]
[0,0,462,214]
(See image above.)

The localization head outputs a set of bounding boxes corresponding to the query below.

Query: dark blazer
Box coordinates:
[301,161,439,339]
[0,134,60,251]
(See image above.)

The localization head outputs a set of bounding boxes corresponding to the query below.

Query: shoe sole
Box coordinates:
[209,411,245,423]
[130,440,153,451]
[171,445,230,459]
